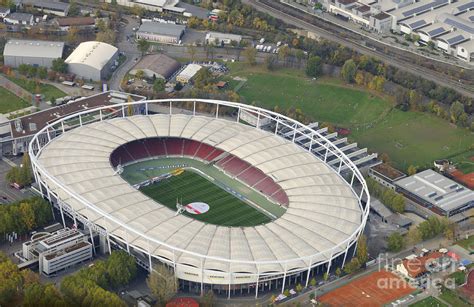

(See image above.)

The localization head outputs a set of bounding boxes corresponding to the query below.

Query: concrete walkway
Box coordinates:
[0,74,33,102]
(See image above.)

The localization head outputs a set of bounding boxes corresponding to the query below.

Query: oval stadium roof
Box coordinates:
[37,114,362,274]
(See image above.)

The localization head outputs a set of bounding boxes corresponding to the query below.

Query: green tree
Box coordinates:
[37,67,47,79]
[201,289,214,307]
[265,54,278,71]
[387,232,404,252]
[335,267,341,277]
[19,202,35,231]
[68,1,80,16]
[146,265,177,306]
[106,251,137,289]
[135,69,144,80]
[52,58,68,73]
[295,283,303,292]
[323,272,329,281]
[341,59,357,83]
[187,45,197,61]
[449,101,466,125]
[310,277,316,287]
[137,39,150,56]
[407,165,417,175]
[0,258,22,305]
[153,78,166,93]
[243,47,257,65]
[305,56,322,78]
[356,235,368,265]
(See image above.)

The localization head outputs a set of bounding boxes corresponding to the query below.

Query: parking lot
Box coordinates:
[0,156,35,204]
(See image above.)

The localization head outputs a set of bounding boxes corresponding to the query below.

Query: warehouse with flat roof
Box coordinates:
[65,41,118,81]
[396,169,474,222]
[176,63,201,84]
[3,39,64,68]
[136,21,185,44]
[129,53,181,80]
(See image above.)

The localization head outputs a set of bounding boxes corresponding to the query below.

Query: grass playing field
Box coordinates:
[227,63,474,171]
[0,87,30,113]
[140,170,271,227]
[409,296,447,307]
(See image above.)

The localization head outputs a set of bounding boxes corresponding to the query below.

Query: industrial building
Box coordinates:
[368,163,406,190]
[136,21,185,44]
[0,91,146,156]
[176,63,201,83]
[3,39,64,68]
[396,169,474,223]
[4,12,33,26]
[65,41,118,81]
[22,228,93,276]
[129,53,181,80]
[104,0,185,13]
[54,17,96,31]
[21,0,70,17]
[205,32,242,45]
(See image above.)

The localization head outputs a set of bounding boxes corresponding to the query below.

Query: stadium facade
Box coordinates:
[29,99,370,297]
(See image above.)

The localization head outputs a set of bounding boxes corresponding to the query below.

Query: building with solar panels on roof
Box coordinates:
[3,39,64,68]
[396,169,474,224]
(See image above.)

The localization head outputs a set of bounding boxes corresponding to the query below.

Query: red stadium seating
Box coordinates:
[110,145,134,167]
[237,167,267,186]
[125,141,149,161]
[254,177,280,196]
[194,143,215,160]
[143,138,167,156]
[165,138,183,156]
[271,189,290,206]
[204,148,224,162]
[183,139,200,157]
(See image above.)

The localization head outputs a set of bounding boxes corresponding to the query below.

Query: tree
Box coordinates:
[310,277,316,287]
[265,54,278,71]
[341,59,357,83]
[335,267,341,277]
[52,58,67,73]
[277,45,290,63]
[187,45,197,61]
[106,251,137,288]
[137,39,150,56]
[96,29,116,45]
[68,1,80,16]
[201,290,214,307]
[146,265,176,306]
[323,272,329,281]
[387,232,404,252]
[0,258,22,305]
[295,283,303,292]
[153,78,165,93]
[66,26,79,44]
[305,56,322,78]
[407,165,417,176]
[406,226,422,245]
[243,47,257,65]
[19,202,35,231]
[37,67,47,79]
[193,68,212,89]
[135,69,144,80]
[449,101,466,125]
[356,235,368,265]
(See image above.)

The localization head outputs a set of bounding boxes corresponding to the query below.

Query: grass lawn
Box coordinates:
[7,76,66,102]
[228,63,474,171]
[456,235,474,251]
[439,288,471,307]
[0,87,30,114]
[409,296,447,307]
[140,170,271,227]
[449,271,466,286]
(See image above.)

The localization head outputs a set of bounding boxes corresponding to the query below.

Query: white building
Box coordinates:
[176,63,201,83]
[21,0,70,17]
[4,12,34,26]
[205,32,242,46]
[22,228,93,276]
[65,41,118,81]
[3,39,64,68]
[105,0,185,13]
[136,21,185,44]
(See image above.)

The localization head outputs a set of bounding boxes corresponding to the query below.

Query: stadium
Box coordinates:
[29,99,370,298]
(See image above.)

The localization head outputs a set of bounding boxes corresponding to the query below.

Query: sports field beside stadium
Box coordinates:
[140,170,271,226]
[318,270,415,307]
[121,158,285,227]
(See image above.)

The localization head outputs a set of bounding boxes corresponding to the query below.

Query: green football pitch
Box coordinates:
[139,170,272,227]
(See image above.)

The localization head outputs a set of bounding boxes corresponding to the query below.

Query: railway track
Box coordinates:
[247,0,474,97]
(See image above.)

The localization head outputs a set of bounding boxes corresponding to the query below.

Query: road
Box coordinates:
[109,16,141,91]
[243,0,474,98]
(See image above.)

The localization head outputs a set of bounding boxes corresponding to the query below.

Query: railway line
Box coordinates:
[246,0,474,97]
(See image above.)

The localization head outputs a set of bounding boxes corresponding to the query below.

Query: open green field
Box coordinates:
[0,87,30,114]
[7,76,66,102]
[121,158,285,226]
[409,296,447,307]
[228,64,474,171]
[439,288,471,307]
[456,235,474,251]
[140,170,271,226]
